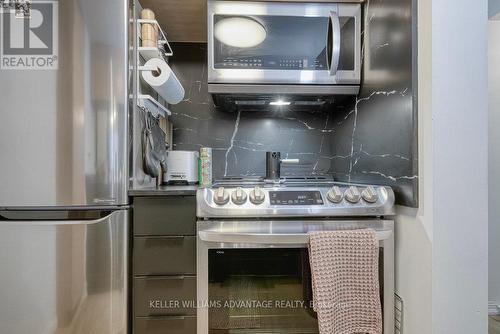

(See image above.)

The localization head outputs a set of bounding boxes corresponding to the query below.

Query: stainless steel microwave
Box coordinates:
[208,1,362,96]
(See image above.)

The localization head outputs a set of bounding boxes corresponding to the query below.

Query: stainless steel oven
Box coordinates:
[197,182,395,333]
[197,220,395,334]
[208,1,362,95]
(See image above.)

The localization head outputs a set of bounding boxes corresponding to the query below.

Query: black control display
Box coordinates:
[216,56,326,70]
[269,191,324,206]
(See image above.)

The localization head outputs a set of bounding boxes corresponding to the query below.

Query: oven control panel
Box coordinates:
[269,191,323,206]
[198,184,396,218]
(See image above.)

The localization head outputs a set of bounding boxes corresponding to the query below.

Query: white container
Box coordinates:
[165,151,199,184]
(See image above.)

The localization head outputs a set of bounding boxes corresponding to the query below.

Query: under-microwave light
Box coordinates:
[214,17,266,48]
[270,100,291,106]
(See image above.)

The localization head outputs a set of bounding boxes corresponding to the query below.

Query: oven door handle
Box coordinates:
[199,230,392,245]
[328,10,341,76]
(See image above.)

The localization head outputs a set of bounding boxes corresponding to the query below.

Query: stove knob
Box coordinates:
[231,187,248,205]
[344,186,361,203]
[249,186,266,205]
[327,186,343,203]
[213,187,230,205]
[361,186,379,203]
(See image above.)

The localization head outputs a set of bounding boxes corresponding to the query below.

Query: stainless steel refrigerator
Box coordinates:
[0,0,130,333]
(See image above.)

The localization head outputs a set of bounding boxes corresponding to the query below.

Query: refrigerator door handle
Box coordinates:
[0,210,124,226]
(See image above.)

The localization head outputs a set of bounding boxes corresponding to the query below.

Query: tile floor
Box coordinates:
[490,316,500,334]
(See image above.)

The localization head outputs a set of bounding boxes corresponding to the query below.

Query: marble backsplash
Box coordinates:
[328,0,418,206]
[169,43,349,180]
[170,21,417,207]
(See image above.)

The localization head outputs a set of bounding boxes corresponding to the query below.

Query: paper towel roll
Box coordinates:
[141,58,185,105]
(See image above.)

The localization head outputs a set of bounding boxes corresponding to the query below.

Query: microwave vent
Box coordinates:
[295,101,326,106]
[212,94,346,112]
[235,100,267,106]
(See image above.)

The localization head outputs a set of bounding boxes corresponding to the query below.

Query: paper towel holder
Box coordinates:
[135,15,183,119]
[137,95,171,118]
[137,18,173,60]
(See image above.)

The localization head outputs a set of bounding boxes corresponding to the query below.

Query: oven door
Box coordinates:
[208,1,361,85]
[197,220,394,334]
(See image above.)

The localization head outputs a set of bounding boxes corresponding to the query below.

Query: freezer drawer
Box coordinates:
[134,236,196,275]
[134,316,196,334]
[133,196,196,236]
[0,210,129,334]
[134,276,197,316]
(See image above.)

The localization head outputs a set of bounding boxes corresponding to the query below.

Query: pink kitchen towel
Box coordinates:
[308,229,382,334]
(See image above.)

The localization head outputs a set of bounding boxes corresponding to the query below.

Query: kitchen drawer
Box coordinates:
[134,316,196,334]
[134,196,196,236]
[134,236,196,275]
[134,276,197,316]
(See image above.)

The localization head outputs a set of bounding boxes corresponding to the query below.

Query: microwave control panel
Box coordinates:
[216,56,326,70]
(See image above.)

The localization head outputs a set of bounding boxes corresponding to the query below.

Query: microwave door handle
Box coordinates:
[329,11,341,76]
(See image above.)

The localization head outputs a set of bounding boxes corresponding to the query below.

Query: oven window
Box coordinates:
[213,15,329,71]
[208,248,319,334]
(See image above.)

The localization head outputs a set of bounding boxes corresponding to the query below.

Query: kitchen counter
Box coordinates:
[129,185,198,196]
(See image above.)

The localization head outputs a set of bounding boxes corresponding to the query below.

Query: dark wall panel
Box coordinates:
[169,0,418,208]
[169,43,346,179]
[329,0,418,207]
